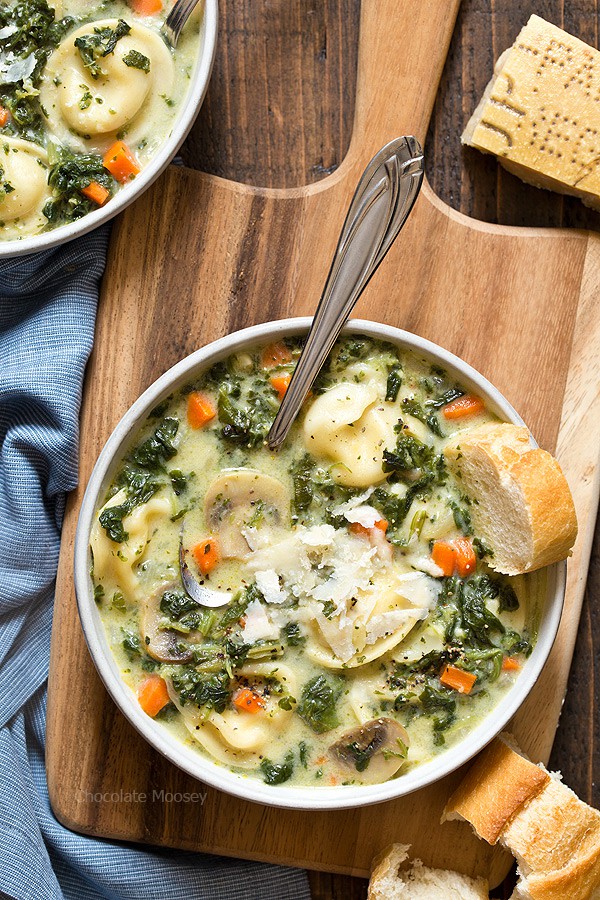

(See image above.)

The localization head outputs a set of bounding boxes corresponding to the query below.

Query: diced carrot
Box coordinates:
[350,518,388,538]
[0,106,10,127]
[128,0,162,13]
[453,536,477,577]
[138,674,170,717]
[81,181,110,206]
[431,540,457,577]
[502,656,522,672]
[270,372,292,400]
[192,538,220,575]
[329,774,339,785]
[442,394,485,420]
[432,538,476,577]
[187,391,216,428]
[233,687,265,714]
[103,140,140,182]
[440,664,477,694]
[261,341,292,369]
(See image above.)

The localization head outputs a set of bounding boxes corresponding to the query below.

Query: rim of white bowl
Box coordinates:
[0,0,219,260]
[75,318,566,811]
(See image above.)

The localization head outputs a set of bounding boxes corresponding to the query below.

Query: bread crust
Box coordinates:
[444,736,600,900]
[444,738,550,844]
[524,843,600,900]
[368,843,410,899]
[445,422,577,574]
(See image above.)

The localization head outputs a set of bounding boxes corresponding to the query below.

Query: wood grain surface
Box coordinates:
[45,2,600,899]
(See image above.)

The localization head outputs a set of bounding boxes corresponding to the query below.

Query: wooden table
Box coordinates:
[164,1,596,896]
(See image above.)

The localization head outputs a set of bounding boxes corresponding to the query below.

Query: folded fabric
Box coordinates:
[0,230,311,900]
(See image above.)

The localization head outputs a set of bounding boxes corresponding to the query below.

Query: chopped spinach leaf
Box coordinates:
[449,499,473,535]
[215,582,262,634]
[419,684,456,738]
[282,621,306,647]
[497,582,519,613]
[171,667,231,712]
[74,20,131,79]
[299,740,310,768]
[160,589,201,620]
[424,387,464,409]
[122,49,150,72]
[43,144,113,225]
[260,752,294,785]
[382,433,433,472]
[99,470,161,543]
[290,453,314,520]
[129,417,179,471]
[473,536,494,560]
[402,397,444,438]
[169,469,188,494]
[385,364,402,402]
[298,674,342,734]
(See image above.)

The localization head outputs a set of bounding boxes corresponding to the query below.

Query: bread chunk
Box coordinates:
[443,738,550,844]
[368,843,489,899]
[462,15,600,209]
[443,735,600,900]
[444,422,577,575]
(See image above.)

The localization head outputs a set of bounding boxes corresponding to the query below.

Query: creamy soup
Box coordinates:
[91,336,541,788]
[0,0,201,240]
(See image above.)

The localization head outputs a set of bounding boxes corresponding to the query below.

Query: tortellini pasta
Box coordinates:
[0,139,51,239]
[91,489,172,601]
[40,20,175,156]
[169,664,298,769]
[303,382,399,487]
[307,570,439,668]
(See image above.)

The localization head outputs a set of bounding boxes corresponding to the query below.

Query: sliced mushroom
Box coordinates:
[328,717,409,784]
[204,468,289,558]
[140,581,194,663]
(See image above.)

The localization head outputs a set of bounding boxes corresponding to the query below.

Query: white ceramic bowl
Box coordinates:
[0,1,218,260]
[75,318,565,810]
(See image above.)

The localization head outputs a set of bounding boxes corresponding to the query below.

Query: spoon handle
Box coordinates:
[161,0,200,46]
[267,135,424,451]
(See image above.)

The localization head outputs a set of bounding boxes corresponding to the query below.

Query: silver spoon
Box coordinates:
[178,137,424,608]
[267,135,424,450]
[161,0,201,47]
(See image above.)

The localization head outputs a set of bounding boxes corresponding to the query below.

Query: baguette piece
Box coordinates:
[444,422,577,575]
[444,735,600,900]
[462,15,600,210]
[443,737,550,844]
[368,843,489,899]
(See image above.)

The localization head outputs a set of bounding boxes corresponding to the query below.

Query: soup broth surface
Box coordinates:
[92,336,541,788]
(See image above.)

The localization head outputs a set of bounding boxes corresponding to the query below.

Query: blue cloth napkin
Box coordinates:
[0,230,312,900]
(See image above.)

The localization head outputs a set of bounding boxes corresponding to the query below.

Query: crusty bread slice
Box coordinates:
[368,843,489,899]
[443,737,550,844]
[443,734,600,900]
[503,776,600,900]
[444,422,577,574]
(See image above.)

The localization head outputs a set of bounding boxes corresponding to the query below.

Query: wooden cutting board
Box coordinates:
[46,0,600,885]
